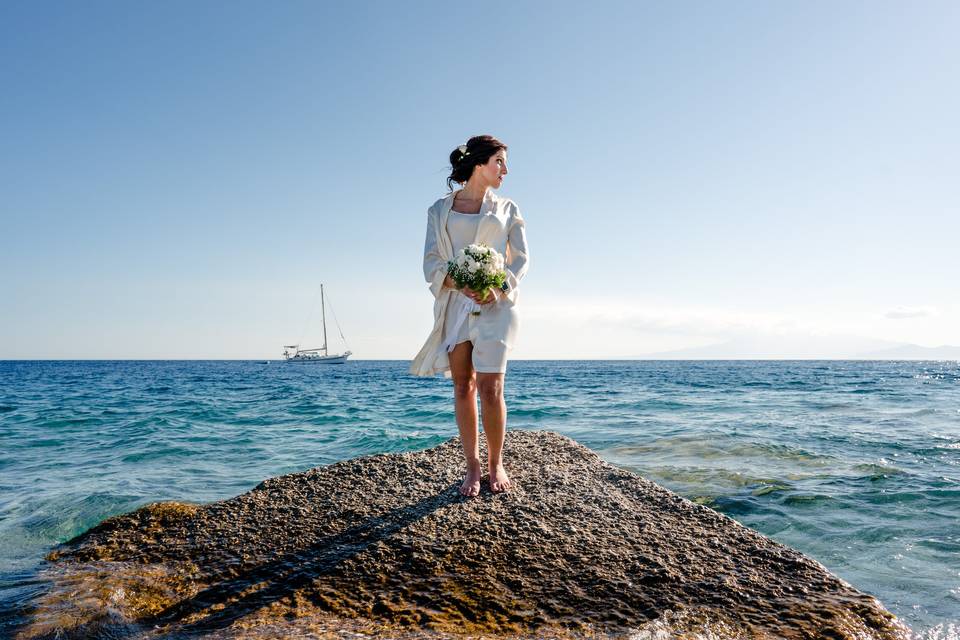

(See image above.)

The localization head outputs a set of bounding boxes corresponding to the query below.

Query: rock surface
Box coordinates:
[22,430,908,639]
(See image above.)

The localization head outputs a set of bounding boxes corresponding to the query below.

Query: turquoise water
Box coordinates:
[1,360,958,636]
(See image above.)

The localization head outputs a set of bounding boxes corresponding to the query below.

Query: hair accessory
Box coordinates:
[458,144,469,157]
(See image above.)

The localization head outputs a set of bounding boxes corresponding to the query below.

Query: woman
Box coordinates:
[410,135,529,497]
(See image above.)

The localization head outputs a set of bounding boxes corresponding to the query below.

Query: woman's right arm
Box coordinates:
[423,207,454,298]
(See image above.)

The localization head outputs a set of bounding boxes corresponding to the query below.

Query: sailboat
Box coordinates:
[283,284,352,364]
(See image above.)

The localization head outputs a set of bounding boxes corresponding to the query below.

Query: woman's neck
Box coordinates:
[458,181,488,202]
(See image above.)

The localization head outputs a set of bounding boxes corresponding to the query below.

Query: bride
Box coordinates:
[410,135,530,496]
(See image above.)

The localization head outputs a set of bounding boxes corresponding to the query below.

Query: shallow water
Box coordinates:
[1,360,958,636]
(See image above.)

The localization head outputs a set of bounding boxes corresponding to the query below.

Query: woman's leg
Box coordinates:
[449,341,481,496]
[477,372,511,492]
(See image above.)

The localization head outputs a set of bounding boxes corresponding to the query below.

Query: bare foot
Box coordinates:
[460,460,482,497]
[489,462,512,493]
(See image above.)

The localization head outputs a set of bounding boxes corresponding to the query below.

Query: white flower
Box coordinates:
[448,243,506,290]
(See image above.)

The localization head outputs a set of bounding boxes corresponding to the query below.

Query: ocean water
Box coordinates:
[0,360,958,637]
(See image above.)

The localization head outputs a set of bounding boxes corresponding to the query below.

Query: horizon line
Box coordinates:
[2,358,959,363]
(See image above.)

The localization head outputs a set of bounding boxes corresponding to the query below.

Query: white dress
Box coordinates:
[442,209,510,373]
[443,210,481,345]
[410,188,529,378]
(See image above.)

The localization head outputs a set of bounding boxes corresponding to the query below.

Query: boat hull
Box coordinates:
[284,354,350,364]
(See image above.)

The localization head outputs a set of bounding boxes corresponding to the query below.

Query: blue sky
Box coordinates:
[2,1,957,359]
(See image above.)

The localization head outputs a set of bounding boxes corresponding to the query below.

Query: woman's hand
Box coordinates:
[463,286,499,305]
[447,276,493,303]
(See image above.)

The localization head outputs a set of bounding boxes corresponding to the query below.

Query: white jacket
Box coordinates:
[410,188,530,377]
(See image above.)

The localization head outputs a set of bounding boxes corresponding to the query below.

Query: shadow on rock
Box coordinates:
[147,485,459,634]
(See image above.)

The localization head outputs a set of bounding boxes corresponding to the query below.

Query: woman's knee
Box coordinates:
[452,375,476,400]
[477,375,504,404]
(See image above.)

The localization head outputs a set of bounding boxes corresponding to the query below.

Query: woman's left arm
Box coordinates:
[473,202,529,305]
[503,204,529,297]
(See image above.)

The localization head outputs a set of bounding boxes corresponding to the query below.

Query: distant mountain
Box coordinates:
[634,340,960,360]
[855,344,960,360]
[632,335,901,360]
[633,341,772,360]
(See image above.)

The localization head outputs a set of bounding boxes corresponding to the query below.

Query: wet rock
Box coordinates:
[21,430,908,639]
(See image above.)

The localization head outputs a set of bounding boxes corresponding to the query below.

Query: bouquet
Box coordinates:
[447,243,507,307]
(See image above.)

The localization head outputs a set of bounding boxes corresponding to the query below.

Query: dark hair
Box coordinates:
[446,135,508,191]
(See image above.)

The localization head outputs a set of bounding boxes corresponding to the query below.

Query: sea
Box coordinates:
[1,360,958,637]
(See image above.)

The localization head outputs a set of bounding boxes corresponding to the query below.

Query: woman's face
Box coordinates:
[473,149,508,188]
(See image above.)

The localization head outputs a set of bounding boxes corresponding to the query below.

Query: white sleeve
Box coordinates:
[504,205,529,295]
[422,207,448,299]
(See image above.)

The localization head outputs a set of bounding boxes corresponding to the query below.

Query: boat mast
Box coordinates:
[321,284,328,357]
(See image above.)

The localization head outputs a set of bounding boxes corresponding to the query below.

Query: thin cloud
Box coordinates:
[524,300,815,340]
[885,306,936,320]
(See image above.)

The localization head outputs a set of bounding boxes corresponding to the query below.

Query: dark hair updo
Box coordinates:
[446,134,508,191]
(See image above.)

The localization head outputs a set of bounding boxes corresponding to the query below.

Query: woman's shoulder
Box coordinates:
[427,191,521,217]
[427,193,454,215]
[493,192,522,218]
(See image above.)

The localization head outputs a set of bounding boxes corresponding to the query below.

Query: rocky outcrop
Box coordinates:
[22,430,908,639]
